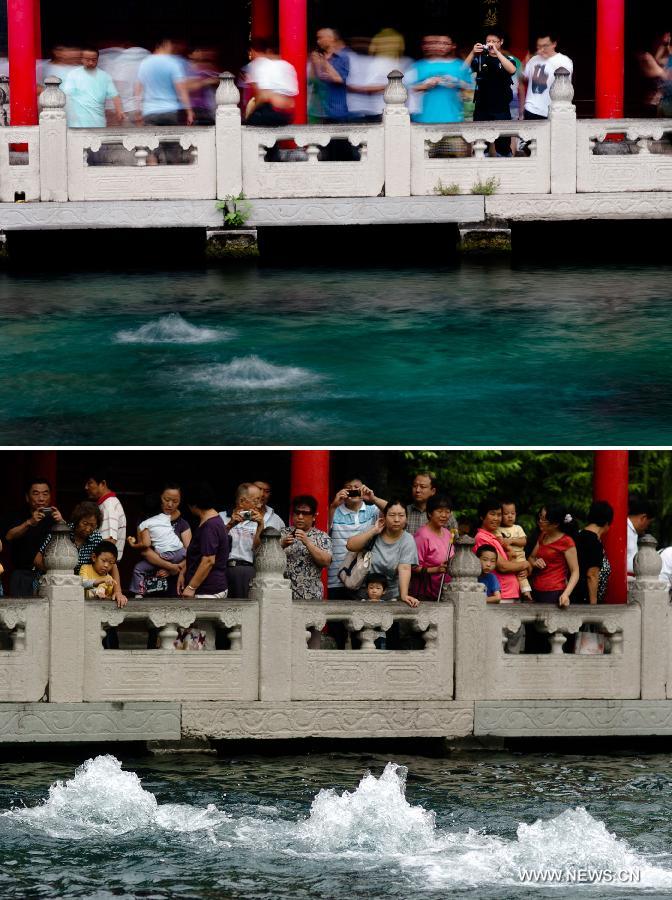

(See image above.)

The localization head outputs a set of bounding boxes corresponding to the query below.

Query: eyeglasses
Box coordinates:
[293,509,314,517]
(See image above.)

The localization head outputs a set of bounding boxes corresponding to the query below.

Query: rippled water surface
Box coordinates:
[2,750,672,898]
[1,263,672,444]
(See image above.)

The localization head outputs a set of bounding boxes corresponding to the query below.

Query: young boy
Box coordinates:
[497,501,533,601]
[80,540,124,605]
[476,544,502,602]
[363,573,388,649]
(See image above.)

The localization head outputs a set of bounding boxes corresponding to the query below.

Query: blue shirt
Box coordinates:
[479,572,501,597]
[62,67,118,127]
[137,54,187,116]
[328,502,380,588]
[406,58,473,123]
[318,50,350,121]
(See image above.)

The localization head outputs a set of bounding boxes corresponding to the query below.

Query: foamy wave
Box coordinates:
[190,355,319,390]
[4,755,229,840]
[115,313,233,344]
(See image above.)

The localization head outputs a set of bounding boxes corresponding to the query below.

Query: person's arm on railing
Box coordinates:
[346,518,384,552]
[559,545,580,607]
[112,95,125,125]
[180,554,215,597]
[397,564,419,607]
[585,566,600,605]
[134,81,144,126]
[111,564,128,608]
[175,79,194,126]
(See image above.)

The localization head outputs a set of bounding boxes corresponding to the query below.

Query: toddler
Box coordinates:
[80,541,121,602]
[128,500,187,597]
[476,544,502,602]
[363,573,388,649]
[497,501,532,600]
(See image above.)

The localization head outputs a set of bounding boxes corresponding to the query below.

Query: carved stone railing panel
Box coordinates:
[83,599,259,701]
[577,119,672,193]
[241,124,385,198]
[66,126,217,200]
[410,120,550,196]
[0,599,49,701]
[481,602,641,700]
[0,125,40,202]
[290,601,453,700]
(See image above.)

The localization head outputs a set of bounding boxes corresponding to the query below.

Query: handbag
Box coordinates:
[574,624,606,655]
[338,536,377,591]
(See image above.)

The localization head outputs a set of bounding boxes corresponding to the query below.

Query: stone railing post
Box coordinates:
[0,75,9,126]
[448,535,486,700]
[43,522,83,701]
[383,70,411,197]
[249,527,292,701]
[39,76,68,201]
[216,72,243,200]
[549,67,577,195]
[632,533,668,699]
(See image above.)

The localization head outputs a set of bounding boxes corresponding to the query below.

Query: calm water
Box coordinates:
[1,263,672,445]
[2,750,672,898]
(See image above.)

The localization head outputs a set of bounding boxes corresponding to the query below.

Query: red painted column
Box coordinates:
[595,0,625,118]
[290,451,330,530]
[507,0,529,62]
[593,450,628,604]
[251,0,275,40]
[33,0,41,61]
[279,0,307,123]
[8,0,39,125]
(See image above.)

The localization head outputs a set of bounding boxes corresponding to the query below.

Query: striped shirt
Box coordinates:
[98,492,126,560]
[328,502,380,587]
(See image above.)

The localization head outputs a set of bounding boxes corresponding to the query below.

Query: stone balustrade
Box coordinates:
[0,70,663,207]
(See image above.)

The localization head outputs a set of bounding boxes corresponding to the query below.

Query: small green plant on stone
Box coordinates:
[470,176,500,195]
[216,193,252,227]
[433,179,461,196]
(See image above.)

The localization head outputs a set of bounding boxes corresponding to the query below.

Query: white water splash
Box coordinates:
[190,355,319,390]
[4,755,229,839]
[115,313,233,344]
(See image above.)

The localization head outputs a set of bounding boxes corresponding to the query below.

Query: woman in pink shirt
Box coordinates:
[410,494,454,600]
[473,497,531,601]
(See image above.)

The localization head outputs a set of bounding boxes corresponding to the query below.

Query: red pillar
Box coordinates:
[33,0,41,61]
[279,0,307,123]
[251,0,275,40]
[8,0,39,125]
[290,451,330,530]
[507,0,529,61]
[593,450,628,604]
[595,0,625,118]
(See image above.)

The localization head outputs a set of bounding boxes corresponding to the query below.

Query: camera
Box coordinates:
[240,510,253,520]
[347,489,362,498]
[40,507,53,516]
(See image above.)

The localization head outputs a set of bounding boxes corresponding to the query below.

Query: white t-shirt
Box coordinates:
[627,518,639,573]
[347,53,413,116]
[99,495,126,560]
[247,57,298,96]
[138,512,184,554]
[659,546,672,589]
[523,52,573,117]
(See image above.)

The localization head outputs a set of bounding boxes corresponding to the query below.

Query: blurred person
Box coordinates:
[4,478,63,597]
[280,495,332,600]
[328,477,387,599]
[136,38,193,126]
[43,44,81,84]
[245,38,298,126]
[310,27,351,124]
[519,32,573,120]
[346,28,414,123]
[465,30,517,156]
[99,42,150,119]
[62,48,124,127]
[253,480,285,529]
[627,497,656,574]
[187,47,220,125]
[84,472,126,560]
[220,482,264,598]
[405,33,473,123]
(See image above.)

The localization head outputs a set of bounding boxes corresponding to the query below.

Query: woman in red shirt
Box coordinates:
[529,505,579,606]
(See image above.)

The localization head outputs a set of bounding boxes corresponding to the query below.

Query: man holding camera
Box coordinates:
[219,482,265,598]
[465,31,517,157]
[4,478,63,596]
[327,477,387,599]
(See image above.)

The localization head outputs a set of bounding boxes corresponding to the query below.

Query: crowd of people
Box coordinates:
[0,471,661,615]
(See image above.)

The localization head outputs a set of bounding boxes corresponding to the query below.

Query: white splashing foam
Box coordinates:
[115,313,233,344]
[190,355,319,390]
[4,755,229,840]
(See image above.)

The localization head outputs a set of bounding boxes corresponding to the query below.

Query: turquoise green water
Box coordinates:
[2,750,672,898]
[1,263,671,445]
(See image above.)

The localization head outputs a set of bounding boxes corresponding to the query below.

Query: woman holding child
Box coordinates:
[528,505,580,606]
[346,500,420,606]
[473,498,531,600]
[410,494,454,601]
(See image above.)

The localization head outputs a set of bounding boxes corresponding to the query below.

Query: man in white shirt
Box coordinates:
[519,32,573,119]
[253,480,285,530]
[220,482,265,598]
[84,472,127,560]
[627,497,656,573]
